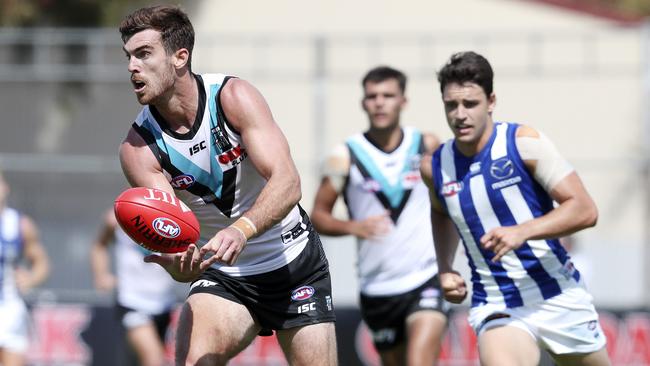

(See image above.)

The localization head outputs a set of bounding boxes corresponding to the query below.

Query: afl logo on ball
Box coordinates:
[171,174,195,190]
[152,217,181,238]
[291,286,315,301]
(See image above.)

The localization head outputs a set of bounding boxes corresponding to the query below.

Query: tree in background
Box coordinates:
[0,0,188,27]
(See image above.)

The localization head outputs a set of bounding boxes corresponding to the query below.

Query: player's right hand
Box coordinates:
[144,243,205,282]
[440,271,468,304]
[351,211,392,239]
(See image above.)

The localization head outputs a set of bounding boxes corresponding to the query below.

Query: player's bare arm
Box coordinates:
[120,130,210,280]
[90,209,118,291]
[420,153,467,303]
[311,146,390,239]
[198,78,302,265]
[16,215,49,293]
[481,124,598,262]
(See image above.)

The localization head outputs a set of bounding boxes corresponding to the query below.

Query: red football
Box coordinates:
[114,187,200,253]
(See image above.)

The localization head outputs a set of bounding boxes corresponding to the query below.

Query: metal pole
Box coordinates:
[313,36,327,176]
[642,18,650,307]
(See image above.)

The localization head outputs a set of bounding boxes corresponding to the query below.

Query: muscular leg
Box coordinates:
[405,310,447,366]
[0,348,26,366]
[276,322,337,366]
[550,347,611,366]
[479,325,540,366]
[175,293,260,366]
[127,322,166,366]
[377,343,406,366]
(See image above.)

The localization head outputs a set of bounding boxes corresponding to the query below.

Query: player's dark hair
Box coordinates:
[437,51,493,97]
[119,5,195,70]
[362,66,407,94]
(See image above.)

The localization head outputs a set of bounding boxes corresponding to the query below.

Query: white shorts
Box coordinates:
[468,284,606,355]
[0,300,30,352]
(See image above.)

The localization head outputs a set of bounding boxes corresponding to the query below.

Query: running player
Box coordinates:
[422,51,611,365]
[311,66,448,366]
[90,208,178,366]
[118,5,336,365]
[0,171,50,366]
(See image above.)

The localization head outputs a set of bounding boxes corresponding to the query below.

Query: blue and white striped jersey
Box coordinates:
[431,122,580,308]
[0,207,23,303]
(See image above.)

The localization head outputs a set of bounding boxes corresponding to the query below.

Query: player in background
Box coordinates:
[422,51,610,365]
[311,66,448,366]
[0,171,50,366]
[118,5,337,365]
[90,208,179,366]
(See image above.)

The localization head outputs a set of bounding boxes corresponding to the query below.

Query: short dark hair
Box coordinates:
[119,5,195,69]
[437,51,493,97]
[362,66,407,94]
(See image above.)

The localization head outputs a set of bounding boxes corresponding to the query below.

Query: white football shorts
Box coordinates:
[468,284,607,355]
[0,300,29,352]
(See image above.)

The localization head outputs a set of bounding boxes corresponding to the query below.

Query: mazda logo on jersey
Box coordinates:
[490,158,514,179]
[170,174,195,189]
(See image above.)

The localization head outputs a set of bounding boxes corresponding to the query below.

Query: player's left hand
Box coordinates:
[199,227,247,266]
[144,243,207,282]
[480,226,527,262]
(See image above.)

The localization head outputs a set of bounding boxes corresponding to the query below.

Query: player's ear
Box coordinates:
[173,48,190,69]
[488,93,496,113]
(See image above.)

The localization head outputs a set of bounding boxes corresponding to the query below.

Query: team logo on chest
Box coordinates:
[216,145,247,170]
[490,158,514,179]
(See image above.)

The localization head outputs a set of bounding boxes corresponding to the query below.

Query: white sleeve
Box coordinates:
[515,132,574,192]
[320,144,350,193]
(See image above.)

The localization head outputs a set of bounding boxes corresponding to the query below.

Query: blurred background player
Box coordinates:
[422,51,610,365]
[0,171,50,366]
[90,208,178,366]
[311,66,448,365]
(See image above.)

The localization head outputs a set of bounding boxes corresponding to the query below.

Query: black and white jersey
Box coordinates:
[131,73,308,276]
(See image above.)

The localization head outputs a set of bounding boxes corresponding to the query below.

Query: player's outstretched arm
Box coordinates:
[221,79,301,233]
[198,78,304,266]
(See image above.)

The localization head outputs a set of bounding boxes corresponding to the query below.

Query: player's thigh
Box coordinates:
[176,293,260,365]
[377,343,406,366]
[479,324,540,366]
[405,310,447,364]
[550,347,611,366]
[126,322,166,366]
[276,322,337,366]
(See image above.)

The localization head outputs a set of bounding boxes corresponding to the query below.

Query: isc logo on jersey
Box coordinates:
[152,217,181,238]
[171,174,195,190]
[217,145,247,170]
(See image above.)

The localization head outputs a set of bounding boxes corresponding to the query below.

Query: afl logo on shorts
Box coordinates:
[170,174,195,190]
[152,217,181,239]
[291,286,315,301]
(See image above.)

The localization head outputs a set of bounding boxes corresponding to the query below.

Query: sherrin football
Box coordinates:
[114,187,200,253]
